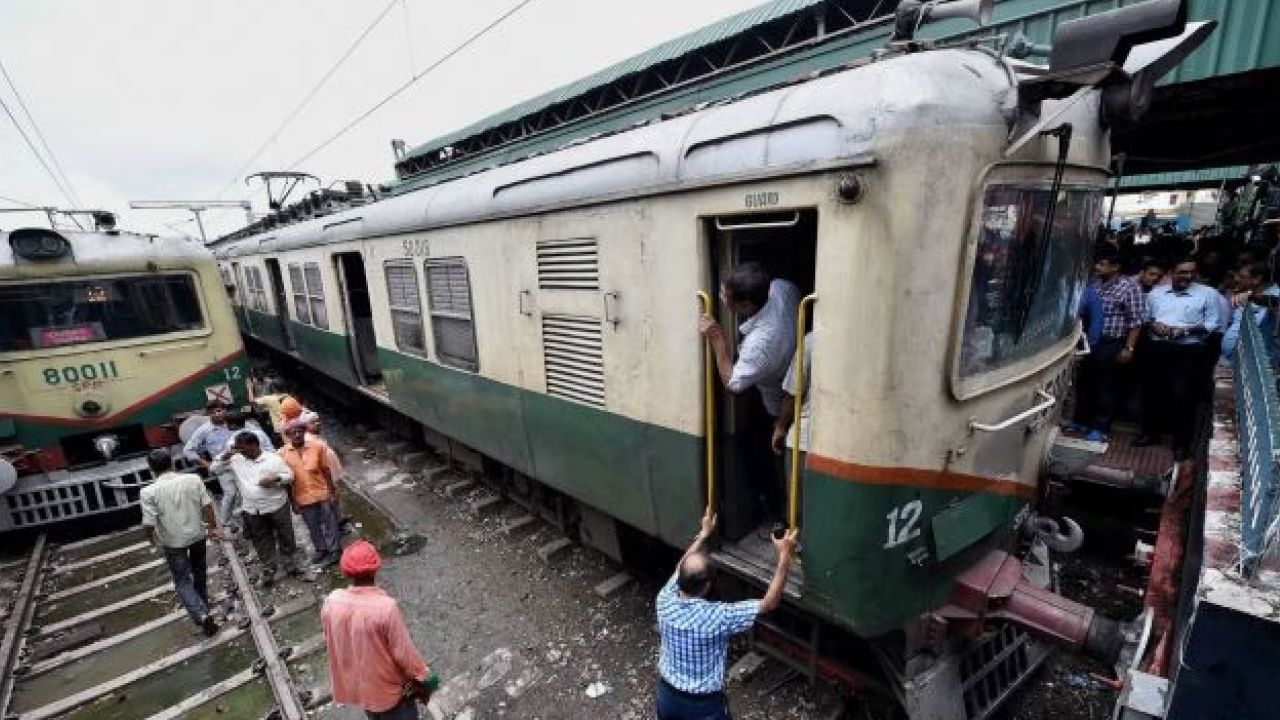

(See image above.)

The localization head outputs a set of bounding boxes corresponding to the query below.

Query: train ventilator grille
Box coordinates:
[536,238,599,291]
[541,314,605,407]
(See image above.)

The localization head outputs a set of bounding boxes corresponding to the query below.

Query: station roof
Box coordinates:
[389,0,1280,189]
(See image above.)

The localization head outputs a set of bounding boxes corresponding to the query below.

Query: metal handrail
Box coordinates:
[713,212,801,231]
[969,389,1056,433]
[697,291,717,516]
[788,294,817,530]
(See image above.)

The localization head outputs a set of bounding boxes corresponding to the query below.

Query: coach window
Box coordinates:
[246,267,269,312]
[385,261,426,355]
[288,263,328,330]
[425,258,478,371]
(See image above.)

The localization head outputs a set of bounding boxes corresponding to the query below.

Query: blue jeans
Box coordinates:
[163,540,209,624]
[366,697,418,720]
[656,679,731,720]
[299,501,340,558]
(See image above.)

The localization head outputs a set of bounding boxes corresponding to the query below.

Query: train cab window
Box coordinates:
[959,185,1103,377]
[287,262,329,330]
[385,261,426,355]
[424,258,478,371]
[0,274,204,352]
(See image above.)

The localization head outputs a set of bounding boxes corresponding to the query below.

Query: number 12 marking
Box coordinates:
[884,500,923,549]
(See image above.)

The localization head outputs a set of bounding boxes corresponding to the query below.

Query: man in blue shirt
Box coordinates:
[183,402,238,527]
[655,515,798,720]
[1137,258,1221,460]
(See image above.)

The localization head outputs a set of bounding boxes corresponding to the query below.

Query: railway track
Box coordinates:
[0,521,336,720]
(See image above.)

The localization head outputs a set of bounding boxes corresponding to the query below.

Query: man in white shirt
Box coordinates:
[700,263,800,524]
[140,450,221,637]
[211,431,300,586]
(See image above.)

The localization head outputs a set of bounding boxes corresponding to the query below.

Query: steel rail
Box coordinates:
[220,536,308,720]
[0,534,47,717]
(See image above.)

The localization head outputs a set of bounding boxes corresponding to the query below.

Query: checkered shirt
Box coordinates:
[1091,275,1145,340]
[656,574,760,693]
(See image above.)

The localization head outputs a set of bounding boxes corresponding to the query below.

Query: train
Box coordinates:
[209,0,1211,716]
[0,220,250,532]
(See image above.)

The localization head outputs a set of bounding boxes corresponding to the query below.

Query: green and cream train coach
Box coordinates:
[0,225,250,531]
[215,0,1209,710]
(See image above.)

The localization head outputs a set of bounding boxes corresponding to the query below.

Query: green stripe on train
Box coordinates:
[246,317,1022,636]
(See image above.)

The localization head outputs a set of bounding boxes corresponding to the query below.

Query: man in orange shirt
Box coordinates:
[322,540,438,719]
[280,419,341,566]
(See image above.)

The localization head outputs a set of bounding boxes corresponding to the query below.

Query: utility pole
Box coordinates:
[128,200,253,242]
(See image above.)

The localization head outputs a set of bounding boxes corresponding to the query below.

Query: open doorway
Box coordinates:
[705,209,818,569]
[263,258,296,351]
[334,252,382,387]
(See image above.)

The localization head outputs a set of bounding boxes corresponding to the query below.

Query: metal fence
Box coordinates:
[1232,305,1280,577]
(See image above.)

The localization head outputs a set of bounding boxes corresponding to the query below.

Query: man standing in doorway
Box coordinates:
[1071,246,1145,441]
[1138,258,1221,460]
[140,450,221,637]
[184,401,239,530]
[699,262,800,522]
[322,540,439,720]
[655,515,798,720]
[211,431,301,587]
[280,419,342,566]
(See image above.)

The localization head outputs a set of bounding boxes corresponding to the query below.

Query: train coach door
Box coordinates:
[334,252,382,387]
[705,209,817,557]
[264,258,296,351]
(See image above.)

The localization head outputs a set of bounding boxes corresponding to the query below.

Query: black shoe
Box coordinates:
[200,614,220,637]
[1132,435,1160,447]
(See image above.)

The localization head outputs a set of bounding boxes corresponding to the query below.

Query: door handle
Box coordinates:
[604,292,621,326]
[969,390,1056,433]
[519,290,534,316]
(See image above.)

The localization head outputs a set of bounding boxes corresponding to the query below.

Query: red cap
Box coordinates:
[339,540,381,578]
[281,397,303,421]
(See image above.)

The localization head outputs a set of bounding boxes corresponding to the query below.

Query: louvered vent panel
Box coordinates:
[537,238,599,290]
[542,314,604,407]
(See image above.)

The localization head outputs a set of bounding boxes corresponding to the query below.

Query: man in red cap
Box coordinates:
[322,540,439,719]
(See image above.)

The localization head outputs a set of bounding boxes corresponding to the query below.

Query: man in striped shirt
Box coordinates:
[655,514,798,720]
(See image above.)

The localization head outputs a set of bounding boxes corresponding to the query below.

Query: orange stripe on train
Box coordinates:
[806,453,1037,499]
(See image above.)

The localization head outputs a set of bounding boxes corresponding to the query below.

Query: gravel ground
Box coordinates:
[314,423,848,720]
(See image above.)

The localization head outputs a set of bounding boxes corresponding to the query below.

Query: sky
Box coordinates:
[0,0,767,239]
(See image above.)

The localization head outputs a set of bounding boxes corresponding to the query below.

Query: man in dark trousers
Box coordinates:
[1072,246,1145,441]
[654,515,798,720]
[1138,258,1221,460]
[140,450,221,637]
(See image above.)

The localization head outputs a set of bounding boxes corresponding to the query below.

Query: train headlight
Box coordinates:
[93,434,120,460]
[9,228,71,260]
[74,395,110,418]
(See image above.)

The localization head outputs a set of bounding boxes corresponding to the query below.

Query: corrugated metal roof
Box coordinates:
[407,0,826,155]
[1121,164,1253,190]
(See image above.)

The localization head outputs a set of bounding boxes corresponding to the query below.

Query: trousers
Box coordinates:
[365,697,419,720]
[656,679,732,720]
[1073,337,1126,432]
[242,504,299,573]
[162,540,209,624]
[299,500,340,558]
[1141,340,1206,453]
[215,470,239,526]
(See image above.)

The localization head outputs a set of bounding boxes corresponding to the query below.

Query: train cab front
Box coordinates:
[0,226,250,532]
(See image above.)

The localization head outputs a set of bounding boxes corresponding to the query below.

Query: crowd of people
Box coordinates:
[1070,216,1279,460]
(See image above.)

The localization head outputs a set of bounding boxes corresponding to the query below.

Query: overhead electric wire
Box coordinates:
[0,193,38,208]
[287,0,539,171]
[214,0,402,199]
[0,93,78,208]
[0,59,82,207]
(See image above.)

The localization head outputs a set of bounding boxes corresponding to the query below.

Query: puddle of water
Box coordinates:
[14,612,217,711]
[52,635,257,720]
[340,488,401,550]
[182,678,275,720]
[270,607,322,649]
[39,567,174,622]
[53,529,149,565]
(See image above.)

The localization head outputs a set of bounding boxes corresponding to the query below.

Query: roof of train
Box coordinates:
[0,229,216,275]
[217,47,1020,258]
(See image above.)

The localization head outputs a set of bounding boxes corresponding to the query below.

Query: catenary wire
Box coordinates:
[0,58,82,207]
[214,0,402,200]
[0,93,78,208]
[286,0,539,171]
